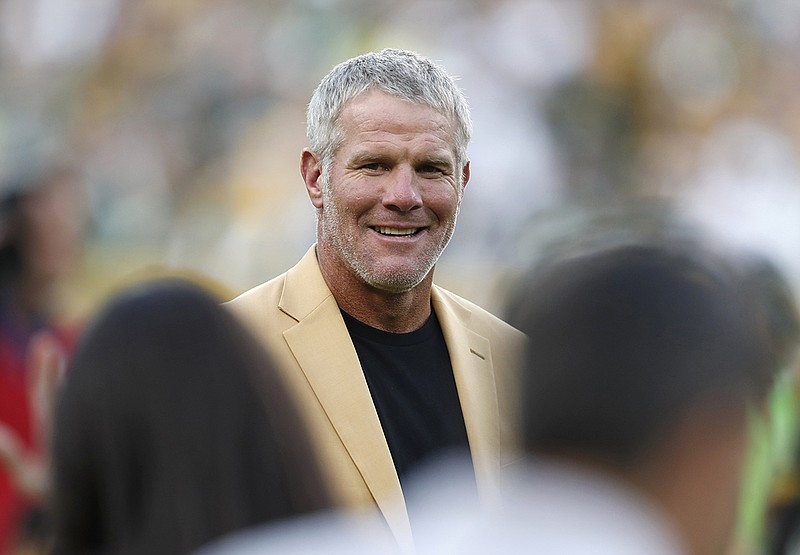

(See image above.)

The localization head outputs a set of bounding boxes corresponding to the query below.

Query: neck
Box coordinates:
[13,276,53,316]
[0,277,54,336]
[337,283,433,333]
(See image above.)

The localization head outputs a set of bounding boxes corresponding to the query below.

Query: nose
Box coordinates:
[383,167,422,212]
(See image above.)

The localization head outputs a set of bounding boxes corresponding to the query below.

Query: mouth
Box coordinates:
[371,226,423,237]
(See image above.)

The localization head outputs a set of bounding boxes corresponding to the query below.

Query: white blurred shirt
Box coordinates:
[408,455,687,555]
[193,509,400,555]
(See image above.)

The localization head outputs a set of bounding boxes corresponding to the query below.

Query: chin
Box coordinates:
[364,269,430,294]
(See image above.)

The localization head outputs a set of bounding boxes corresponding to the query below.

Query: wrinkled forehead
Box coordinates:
[338,86,454,125]
[336,89,459,152]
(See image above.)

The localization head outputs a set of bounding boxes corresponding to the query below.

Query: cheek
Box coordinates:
[329,182,383,217]
[427,187,461,221]
[322,189,362,227]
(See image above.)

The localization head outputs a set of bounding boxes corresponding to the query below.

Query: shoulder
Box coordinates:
[224,245,335,336]
[225,271,288,323]
[432,285,526,344]
[227,271,287,309]
[225,245,321,321]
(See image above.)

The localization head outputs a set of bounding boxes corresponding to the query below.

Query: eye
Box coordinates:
[361,162,388,173]
[418,164,446,177]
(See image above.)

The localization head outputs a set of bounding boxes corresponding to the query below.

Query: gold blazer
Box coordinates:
[226,246,526,551]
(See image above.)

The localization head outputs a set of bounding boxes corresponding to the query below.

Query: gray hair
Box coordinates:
[306,48,472,181]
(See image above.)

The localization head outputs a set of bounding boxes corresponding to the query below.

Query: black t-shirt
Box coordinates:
[341,309,472,488]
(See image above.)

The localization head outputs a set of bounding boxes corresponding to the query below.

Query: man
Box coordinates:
[226,48,525,549]
[414,239,796,555]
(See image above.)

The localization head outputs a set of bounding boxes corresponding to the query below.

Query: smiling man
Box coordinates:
[226,49,525,550]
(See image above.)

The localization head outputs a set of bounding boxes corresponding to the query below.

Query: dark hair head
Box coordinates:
[50,280,331,555]
[0,163,82,287]
[506,241,798,467]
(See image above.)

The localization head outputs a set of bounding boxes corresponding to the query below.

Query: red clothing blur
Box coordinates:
[0,301,74,554]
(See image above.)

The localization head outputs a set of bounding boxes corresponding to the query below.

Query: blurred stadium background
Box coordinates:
[3,0,800,312]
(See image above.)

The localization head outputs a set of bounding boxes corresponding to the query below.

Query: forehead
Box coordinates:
[337,89,456,155]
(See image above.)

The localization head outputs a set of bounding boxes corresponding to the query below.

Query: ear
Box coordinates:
[301,149,324,209]
[461,160,471,190]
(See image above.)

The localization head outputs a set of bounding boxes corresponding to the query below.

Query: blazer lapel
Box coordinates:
[432,286,501,504]
[278,248,409,541]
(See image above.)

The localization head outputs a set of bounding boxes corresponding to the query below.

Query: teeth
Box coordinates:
[374,226,419,236]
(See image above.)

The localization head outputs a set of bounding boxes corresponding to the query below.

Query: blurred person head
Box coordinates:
[0,162,84,313]
[301,48,472,303]
[49,280,332,555]
[506,239,798,555]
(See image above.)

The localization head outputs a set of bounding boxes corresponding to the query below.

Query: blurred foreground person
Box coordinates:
[49,281,337,555]
[0,164,83,554]
[416,239,798,555]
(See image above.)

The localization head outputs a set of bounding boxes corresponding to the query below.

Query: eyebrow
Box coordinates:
[349,152,387,165]
[420,156,455,168]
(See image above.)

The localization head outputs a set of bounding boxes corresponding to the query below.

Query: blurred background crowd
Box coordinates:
[2,0,800,553]
[4,0,800,314]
